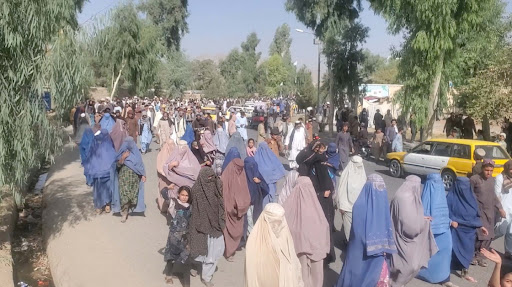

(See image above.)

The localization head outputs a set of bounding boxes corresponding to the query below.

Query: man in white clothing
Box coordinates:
[236,111,248,141]
[284,121,306,169]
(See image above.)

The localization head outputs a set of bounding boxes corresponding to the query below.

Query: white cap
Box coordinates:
[500,133,507,139]
[80,113,85,117]
[295,120,301,124]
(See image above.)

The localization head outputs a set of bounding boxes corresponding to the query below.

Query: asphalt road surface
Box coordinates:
[43,127,506,287]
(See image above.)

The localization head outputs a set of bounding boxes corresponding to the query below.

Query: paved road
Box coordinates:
[43,128,505,287]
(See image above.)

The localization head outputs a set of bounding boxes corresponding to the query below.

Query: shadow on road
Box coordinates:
[42,143,96,244]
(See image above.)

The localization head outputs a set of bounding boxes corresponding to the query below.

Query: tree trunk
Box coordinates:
[426,52,445,139]
[482,115,491,141]
[110,61,126,100]
[328,63,335,135]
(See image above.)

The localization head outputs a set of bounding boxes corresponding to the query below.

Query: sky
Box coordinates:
[78,0,512,79]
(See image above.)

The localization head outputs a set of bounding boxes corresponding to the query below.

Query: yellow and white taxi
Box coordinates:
[387,139,511,189]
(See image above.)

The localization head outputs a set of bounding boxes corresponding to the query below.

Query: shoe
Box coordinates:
[201,279,214,287]
[190,269,198,277]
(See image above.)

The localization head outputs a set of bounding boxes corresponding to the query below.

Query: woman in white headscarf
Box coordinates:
[334,156,367,242]
[245,203,304,287]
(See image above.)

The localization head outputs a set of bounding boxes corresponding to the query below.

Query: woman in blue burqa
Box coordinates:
[221,147,241,174]
[254,142,285,206]
[79,128,94,166]
[448,176,488,283]
[99,112,116,133]
[336,174,397,287]
[84,129,117,214]
[225,131,247,160]
[111,137,146,222]
[181,123,195,148]
[417,173,457,286]
[243,156,269,234]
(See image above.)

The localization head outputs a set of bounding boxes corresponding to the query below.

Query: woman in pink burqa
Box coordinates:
[157,140,200,213]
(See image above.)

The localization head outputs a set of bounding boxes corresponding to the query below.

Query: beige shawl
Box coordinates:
[245,203,304,287]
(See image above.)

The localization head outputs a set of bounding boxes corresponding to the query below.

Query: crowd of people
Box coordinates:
[72,96,512,287]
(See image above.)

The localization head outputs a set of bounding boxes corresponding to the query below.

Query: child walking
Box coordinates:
[163,186,192,284]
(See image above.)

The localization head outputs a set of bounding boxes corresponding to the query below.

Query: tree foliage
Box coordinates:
[362,50,400,84]
[458,47,512,122]
[88,3,164,96]
[295,65,316,109]
[286,0,367,132]
[269,24,292,60]
[139,0,189,51]
[0,0,90,203]
[259,54,289,96]
[369,0,502,133]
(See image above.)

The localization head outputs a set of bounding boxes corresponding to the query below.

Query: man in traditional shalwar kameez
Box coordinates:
[470,159,506,266]
[284,121,306,169]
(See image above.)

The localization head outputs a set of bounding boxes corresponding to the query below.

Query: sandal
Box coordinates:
[105,205,111,213]
[95,208,102,215]
[442,282,459,287]
[226,256,235,262]
[165,276,173,285]
[201,279,214,287]
[470,259,477,265]
[463,275,478,283]
[478,260,488,267]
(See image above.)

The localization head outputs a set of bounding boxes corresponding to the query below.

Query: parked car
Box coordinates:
[387,139,511,189]
[226,106,254,125]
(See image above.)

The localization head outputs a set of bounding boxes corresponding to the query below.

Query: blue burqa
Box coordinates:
[111,137,146,214]
[99,113,115,133]
[326,142,340,184]
[417,173,452,283]
[447,176,482,270]
[254,142,285,205]
[243,157,269,223]
[225,132,247,159]
[222,147,241,173]
[83,129,117,209]
[181,123,194,147]
[336,174,397,287]
[79,128,94,165]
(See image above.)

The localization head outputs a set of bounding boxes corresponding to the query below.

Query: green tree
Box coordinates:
[156,49,192,98]
[240,32,262,95]
[286,0,367,133]
[220,49,245,98]
[189,60,227,99]
[458,47,512,132]
[368,0,501,137]
[295,65,316,109]
[90,3,164,97]
[0,0,90,204]
[139,0,189,51]
[361,50,400,84]
[219,33,262,98]
[269,24,292,60]
[260,54,289,96]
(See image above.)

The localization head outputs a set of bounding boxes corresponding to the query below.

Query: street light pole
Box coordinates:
[295,29,321,113]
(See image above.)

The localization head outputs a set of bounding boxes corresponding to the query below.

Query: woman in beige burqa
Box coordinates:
[245,203,304,287]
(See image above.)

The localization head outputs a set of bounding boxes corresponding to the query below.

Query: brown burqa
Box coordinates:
[390,175,438,287]
[109,119,128,152]
[221,158,251,258]
[189,167,226,257]
[125,112,139,142]
[283,176,329,287]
